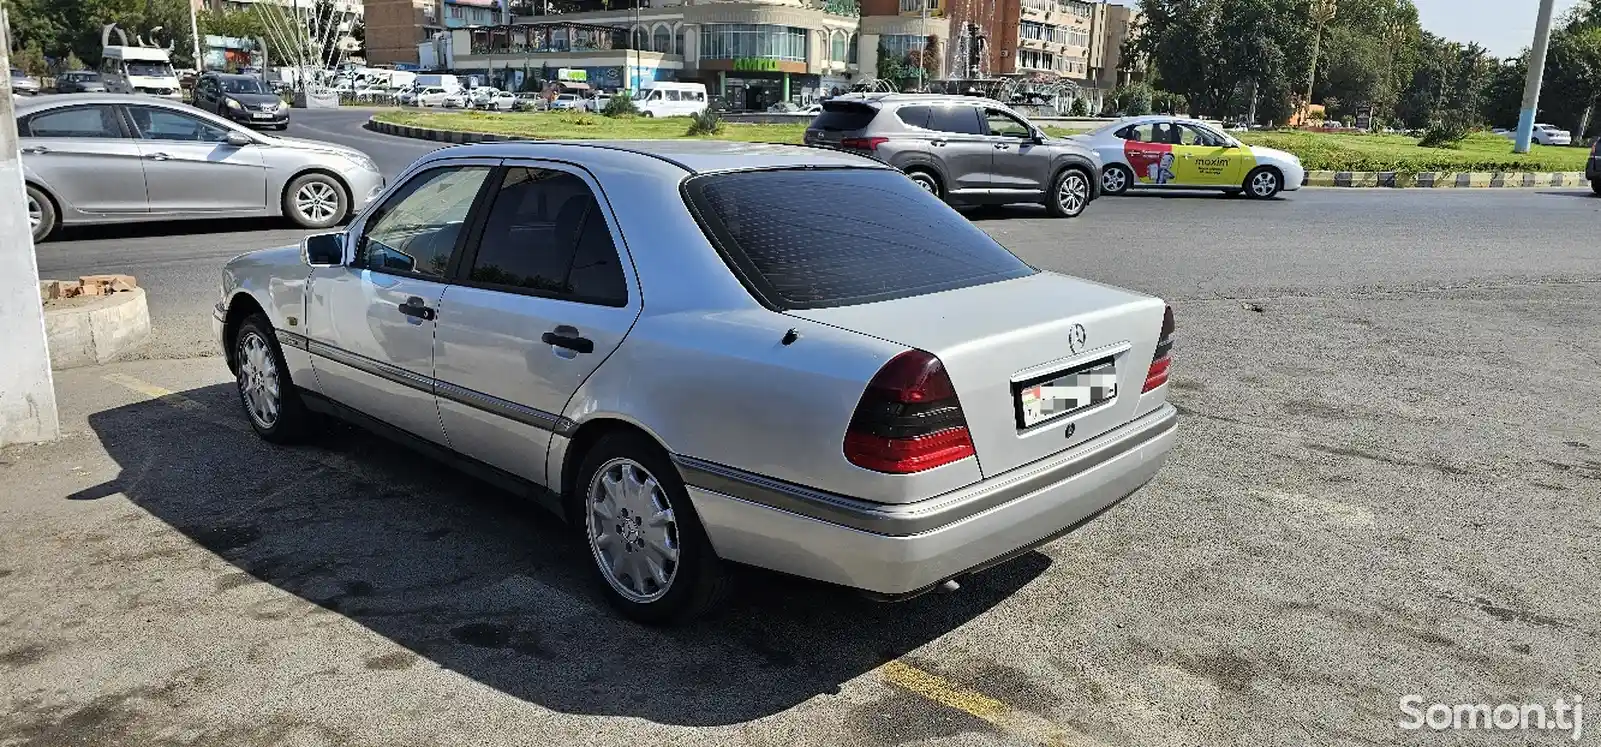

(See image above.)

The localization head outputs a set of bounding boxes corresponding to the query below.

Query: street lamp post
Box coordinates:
[1514,0,1558,154]
[1302,0,1337,125]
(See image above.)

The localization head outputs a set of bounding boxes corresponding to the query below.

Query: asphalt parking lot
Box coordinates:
[4,115,1600,746]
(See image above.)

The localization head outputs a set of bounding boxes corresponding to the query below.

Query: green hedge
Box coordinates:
[1235,131,1590,173]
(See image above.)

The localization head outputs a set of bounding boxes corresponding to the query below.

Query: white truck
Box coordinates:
[100,45,182,99]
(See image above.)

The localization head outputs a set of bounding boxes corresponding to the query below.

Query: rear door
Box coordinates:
[122,104,268,214]
[924,104,994,193]
[433,162,641,487]
[17,103,150,215]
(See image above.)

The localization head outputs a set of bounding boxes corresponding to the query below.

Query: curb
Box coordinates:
[366,119,1593,190]
[42,288,151,370]
[366,117,523,144]
[1302,170,1588,189]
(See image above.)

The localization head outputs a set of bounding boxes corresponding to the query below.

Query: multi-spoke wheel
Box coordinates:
[231,313,311,443]
[282,174,348,229]
[1047,168,1091,218]
[573,432,727,624]
[906,170,942,198]
[1244,166,1283,199]
[26,185,57,242]
[1101,164,1133,196]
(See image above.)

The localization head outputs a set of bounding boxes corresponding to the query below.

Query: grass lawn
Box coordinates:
[1232,130,1590,173]
[374,110,1592,174]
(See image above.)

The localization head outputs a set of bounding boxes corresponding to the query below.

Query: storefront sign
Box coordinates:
[557,67,588,82]
[732,58,781,72]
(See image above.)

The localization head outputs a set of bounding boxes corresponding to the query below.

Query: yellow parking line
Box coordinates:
[879,660,1099,747]
[103,373,210,412]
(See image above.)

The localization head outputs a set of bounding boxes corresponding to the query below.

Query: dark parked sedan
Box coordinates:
[193,72,289,129]
[54,71,108,94]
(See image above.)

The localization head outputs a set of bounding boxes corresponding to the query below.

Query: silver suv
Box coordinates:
[804,93,1101,218]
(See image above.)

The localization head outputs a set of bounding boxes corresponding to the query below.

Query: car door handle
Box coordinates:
[397,297,436,321]
[145,152,170,161]
[21,145,49,155]
[930,139,947,146]
[541,330,594,354]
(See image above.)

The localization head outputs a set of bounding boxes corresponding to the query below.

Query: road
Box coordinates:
[5,109,1599,747]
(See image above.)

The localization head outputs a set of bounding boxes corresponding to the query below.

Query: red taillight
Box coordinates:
[1143,305,1176,393]
[844,350,976,474]
[840,136,889,152]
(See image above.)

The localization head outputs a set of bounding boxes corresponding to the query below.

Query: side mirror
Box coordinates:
[302,232,345,267]
[1030,129,1046,144]
[225,131,253,147]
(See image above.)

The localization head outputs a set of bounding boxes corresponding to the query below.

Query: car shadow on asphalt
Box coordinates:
[77,383,1048,727]
[56,217,291,242]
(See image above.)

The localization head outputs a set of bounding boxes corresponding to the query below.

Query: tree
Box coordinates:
[1541,26,1601,139]
[63,51,86,71]
[1069,97,1089,116]
[14,41,49,76]
[1111,82,1153,115]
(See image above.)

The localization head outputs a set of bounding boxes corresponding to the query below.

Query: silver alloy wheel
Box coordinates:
[295,181,340,223]
[1102,167,1127,194]
[1058,171,1090,215]
[586,457,680,604]
[236,330,281,429]
[1251,170,1279,197]
[910,173,938,194]
[27,193,42,231]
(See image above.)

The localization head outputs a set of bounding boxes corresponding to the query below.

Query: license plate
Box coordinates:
[1013,357,1117,429]
[252,112,272,119]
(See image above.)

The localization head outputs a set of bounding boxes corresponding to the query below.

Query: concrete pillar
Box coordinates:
[0,11,62,447]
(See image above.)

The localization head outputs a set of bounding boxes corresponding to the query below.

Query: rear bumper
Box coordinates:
[1586,156,1598,181]
[684,403,1178,595]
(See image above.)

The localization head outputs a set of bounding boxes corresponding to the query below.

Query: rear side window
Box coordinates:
[23,106,123,138]
[811,101,878,131]
[684,168,1036,310]
[926,105,984,135]
[895,105,931,129]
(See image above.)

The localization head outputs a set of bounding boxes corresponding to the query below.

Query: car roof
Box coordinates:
[831,92,1010,109]
[12,92,188,113]
[428,140,890,175]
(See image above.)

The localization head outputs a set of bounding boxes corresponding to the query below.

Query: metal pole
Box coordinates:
[1514,0,1557,153]
[0,6,62,446]
[189,0,204,71]
[917,0,928,91]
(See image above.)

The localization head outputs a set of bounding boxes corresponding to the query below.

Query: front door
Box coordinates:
[305,162,498,444]
[924,104,994,194]
[432,163,641,488]
[123,105,268,214]
[1171,123,1251,187]
[983,107,1051,195]
[17,103,149,215]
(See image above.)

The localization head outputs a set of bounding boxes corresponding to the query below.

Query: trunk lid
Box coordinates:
[789,272,1166,478]
[803,99,880,147]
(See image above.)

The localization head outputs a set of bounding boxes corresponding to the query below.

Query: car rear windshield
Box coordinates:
[810,101,878,132]
[683,168,1037,310]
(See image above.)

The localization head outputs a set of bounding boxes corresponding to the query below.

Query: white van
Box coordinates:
[412,74,462,93]
[100,46,182,99]
[634,81,708,118]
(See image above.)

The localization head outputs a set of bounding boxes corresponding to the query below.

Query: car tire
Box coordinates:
[1592,180,1600,196]
[26,184,58,243]
[1047,167,1092,218]
[572,431,728,625]
[641,110,654,118]
[1244,166,1284,199]
[905,169,943,198]
[282,173,348,229]
[1101,164,1133,196]
[233,313,312,444]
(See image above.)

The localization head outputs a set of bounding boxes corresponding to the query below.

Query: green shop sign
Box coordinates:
[732,58,781,72]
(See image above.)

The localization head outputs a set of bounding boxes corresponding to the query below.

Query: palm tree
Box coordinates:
[1302,0,1338,124]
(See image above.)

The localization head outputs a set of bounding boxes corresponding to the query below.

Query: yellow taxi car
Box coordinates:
[1081,116,1305,199]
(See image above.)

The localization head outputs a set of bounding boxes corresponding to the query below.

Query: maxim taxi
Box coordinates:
[1081,115,1305,199]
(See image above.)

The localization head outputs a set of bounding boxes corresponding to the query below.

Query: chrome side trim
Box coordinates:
[308,339,433,394]
[435,380,562,432]
[675,403,1178,537]
[303,338,575,435]
[275,329,309,351]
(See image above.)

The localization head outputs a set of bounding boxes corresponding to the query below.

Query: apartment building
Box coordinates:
[366,0,446,65]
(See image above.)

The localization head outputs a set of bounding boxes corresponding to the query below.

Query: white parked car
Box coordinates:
[413,87,454,108]
[584,93,612,113]
[477,90,517,111]
[441,91,470,109]
[213,140,1178,623]
[549,93,584,111]
[1498,123,1572,146]
[1080,115,1305,199]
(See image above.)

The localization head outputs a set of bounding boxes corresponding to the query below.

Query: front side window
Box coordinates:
[466,167,627,305]
[24,106,124,139]
[685,168,1036,309]
[358,166,492,279]
[985,109,1032,138]
[1179,124,1226,146]
[126,107,231,142]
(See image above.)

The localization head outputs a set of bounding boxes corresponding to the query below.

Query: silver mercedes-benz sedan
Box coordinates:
[214,140,1178,624]
[15,94,385,242]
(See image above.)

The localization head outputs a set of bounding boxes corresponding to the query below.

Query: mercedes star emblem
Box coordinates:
[1068,323,1087,354]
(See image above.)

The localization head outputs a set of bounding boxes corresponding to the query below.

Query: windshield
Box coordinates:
[222,78,267,94]
[10,68,27,78]
[126,62,175,78]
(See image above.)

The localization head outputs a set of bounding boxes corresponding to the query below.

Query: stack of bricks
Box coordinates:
[40,274,139,301]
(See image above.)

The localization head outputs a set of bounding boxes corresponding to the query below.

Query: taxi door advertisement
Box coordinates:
[1124,140,1257,187]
